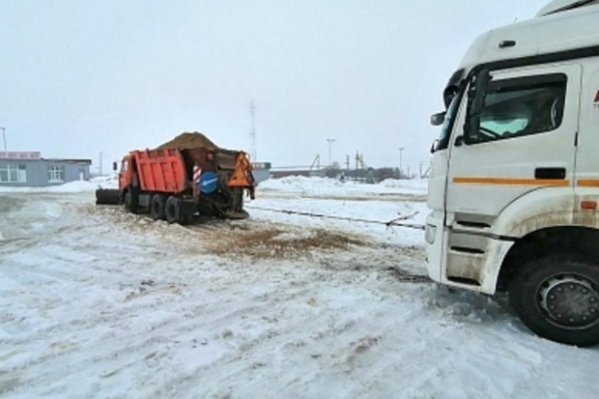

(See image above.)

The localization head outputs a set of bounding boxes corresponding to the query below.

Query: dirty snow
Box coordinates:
[0,178,597,399]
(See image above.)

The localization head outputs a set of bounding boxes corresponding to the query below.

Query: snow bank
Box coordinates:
[258,176,427,196]
[0,175,118,193]
[259,176,344,193]
[378,178,428,192]
[46,181,102,193]
[90,175,118,189]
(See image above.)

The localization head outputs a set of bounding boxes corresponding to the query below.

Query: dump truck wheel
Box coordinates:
[509,253,599,347]
[150,195,166,220]
[124,189,139,214]
[165,196,183,224]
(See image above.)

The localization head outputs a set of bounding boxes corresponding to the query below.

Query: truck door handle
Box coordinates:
[535,167,566,180]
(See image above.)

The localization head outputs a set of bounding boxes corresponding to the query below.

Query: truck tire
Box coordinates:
[150,195,166,220]
[124,188,139,214]
[509,254,599,347]
[165,196,183,225]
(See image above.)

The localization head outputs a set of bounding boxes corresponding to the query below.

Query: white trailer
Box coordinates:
[426,0,599,346]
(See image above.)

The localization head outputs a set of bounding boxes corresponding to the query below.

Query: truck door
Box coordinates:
[445,63,582,226]
[574,67,599,193]
[119,158,130,189]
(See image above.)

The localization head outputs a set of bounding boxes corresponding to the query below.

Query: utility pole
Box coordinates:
[99,152,103,176]
[250,100,257,161]
[327,138,335,166]
[0,127,6,152]
[399,147,405,179]
[346,155,350,171]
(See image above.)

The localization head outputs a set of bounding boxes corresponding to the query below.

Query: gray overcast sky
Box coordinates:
[1,0,549,173]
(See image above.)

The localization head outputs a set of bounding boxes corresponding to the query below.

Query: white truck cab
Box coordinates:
[426,0,599,346]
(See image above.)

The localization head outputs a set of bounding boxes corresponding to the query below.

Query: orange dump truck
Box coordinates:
[97,146,255,224]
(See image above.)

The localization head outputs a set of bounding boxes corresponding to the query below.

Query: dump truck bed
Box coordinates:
[131,147,250,195]
[133,149,187,193]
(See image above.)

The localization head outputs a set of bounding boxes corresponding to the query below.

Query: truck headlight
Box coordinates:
[425,225,437,245]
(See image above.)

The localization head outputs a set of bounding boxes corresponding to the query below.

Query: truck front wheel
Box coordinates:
[124,189,139,214]
[150,195,166,220]
[509,254,599,347]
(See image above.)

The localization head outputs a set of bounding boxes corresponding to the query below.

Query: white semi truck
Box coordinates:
[426,0,599,346]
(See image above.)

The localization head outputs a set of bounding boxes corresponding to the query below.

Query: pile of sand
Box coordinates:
[155,132,220,150]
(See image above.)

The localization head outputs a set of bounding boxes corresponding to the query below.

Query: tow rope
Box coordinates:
[244,205,426,231]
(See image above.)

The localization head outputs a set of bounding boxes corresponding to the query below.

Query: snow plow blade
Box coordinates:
[95,189,120,205]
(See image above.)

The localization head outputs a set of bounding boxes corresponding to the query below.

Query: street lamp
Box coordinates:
[0,127,6,152]
[327,138,336,166]
[399,147,405,179]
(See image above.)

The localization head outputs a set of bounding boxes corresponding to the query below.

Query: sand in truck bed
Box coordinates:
[155,132,220,151]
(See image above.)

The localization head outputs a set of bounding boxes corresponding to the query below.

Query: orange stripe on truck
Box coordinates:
[453,177,570,186]
[577,179,599,187]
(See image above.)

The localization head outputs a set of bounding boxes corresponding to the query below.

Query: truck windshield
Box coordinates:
[435,86,464,152]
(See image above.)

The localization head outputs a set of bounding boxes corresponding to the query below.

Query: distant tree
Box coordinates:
[374,167,395,182]
[324,162,341,178]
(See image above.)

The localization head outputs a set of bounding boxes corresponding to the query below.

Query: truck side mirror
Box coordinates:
[430,139,439,154]
[113,162,118,171]
[430,112,446,126]
[464,68,491,145]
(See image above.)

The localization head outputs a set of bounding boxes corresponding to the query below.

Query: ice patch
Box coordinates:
[43,202,63,218]
[29,223,45,231]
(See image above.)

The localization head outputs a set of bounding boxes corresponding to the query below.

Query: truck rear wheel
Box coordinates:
[124,189,139,214]
[165,196,184,224]
[509,254,599,347]
[150,195,166,220]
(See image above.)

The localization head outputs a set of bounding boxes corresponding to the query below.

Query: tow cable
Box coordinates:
[243,205,431,284]
[244,205,426,231]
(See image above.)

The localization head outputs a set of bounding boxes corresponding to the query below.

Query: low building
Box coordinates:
[0,151,92,187]
[251,162,272,184]
[269,168,324,179]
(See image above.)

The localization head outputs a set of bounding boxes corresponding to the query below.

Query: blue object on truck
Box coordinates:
[199,171,219,194]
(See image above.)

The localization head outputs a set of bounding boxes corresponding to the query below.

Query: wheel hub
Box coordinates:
[538,275,599,329]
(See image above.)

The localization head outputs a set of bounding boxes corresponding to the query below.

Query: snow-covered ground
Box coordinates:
[0,178,597,399]
[258,176,427,200]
